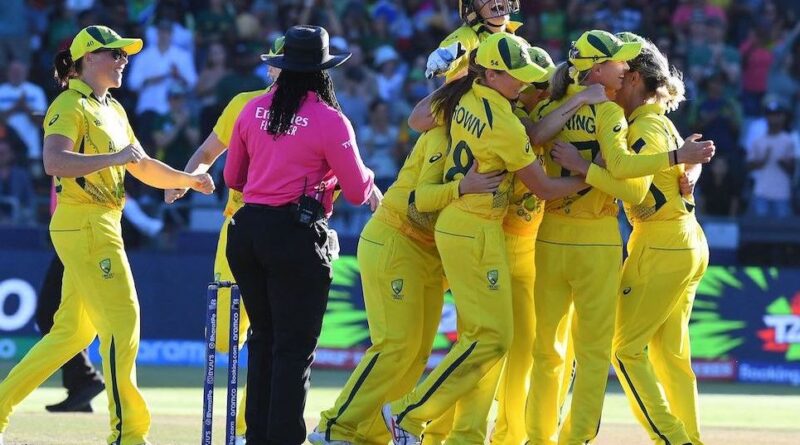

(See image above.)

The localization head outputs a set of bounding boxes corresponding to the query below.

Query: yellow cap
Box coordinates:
[568,29,641,71]
[476,32,549,84]
[527,46,556,81]
[70,25,143,61]
[615,31,647,45]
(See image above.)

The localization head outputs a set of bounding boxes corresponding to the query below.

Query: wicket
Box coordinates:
[202,281,241,445]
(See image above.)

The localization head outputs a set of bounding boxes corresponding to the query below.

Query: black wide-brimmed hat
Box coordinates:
[261,25,351,72]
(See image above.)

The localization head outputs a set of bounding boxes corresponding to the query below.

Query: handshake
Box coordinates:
[425,42,466,79]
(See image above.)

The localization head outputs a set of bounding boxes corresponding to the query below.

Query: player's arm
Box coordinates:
[522,84,608,146]
[514,158,589,200]
[164,133,227,203]
[598,106,714,178]
[413,130,505,212]
[126,146,214,193]
[408,89,438,133]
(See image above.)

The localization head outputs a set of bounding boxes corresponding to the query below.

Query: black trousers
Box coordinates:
[226,205,332,445]
[35,254,104,392]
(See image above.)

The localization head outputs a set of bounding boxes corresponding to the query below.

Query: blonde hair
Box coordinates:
[550,62,591,101]
[628,40,685,112]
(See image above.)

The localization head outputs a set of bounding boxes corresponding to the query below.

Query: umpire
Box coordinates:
[223,25,380,445]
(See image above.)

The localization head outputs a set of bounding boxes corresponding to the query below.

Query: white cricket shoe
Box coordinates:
[308,427,353,444]
[234,435,246,445]
[381,403,420,445]
[0,432,4,445]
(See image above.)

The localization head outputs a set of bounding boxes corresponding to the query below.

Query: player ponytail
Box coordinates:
[431,49,485,132]
[549,62,571,101]
[54,49,81,89]
[628,41,686,112]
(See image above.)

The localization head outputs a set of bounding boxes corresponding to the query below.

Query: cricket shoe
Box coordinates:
[0,432,4,445]
[307,428,352,444]
[381,404,420,445]
[235,435,246,445]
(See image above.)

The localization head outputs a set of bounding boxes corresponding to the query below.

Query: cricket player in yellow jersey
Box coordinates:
[556,37,712,445]
[309,126,506,445]
[425,0,520,82]
[526,30,716,445]
[383,33,592,444]
[0,26,214,445]
[413,46,608,445]
[163,37,284,443]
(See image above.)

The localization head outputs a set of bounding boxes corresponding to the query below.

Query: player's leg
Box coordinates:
[558,244,621,445]
[526,240,572,445]
[390,211,513,437]
[446,360,502,445]
[354,270,446,445]
[611,234,701,445]
[0,258,96,433]
[650,236,709,445]
[74,213,151,445]
[493,233,536,445]
[318,220,439,442]
[214,216,250,437]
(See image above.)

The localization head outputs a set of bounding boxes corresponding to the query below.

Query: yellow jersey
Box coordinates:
[442,81,535,220]
[375,127,454,244]
[44,79,135,210]
[439,21,521,83]
[623,103,695,224]
[532,84,668,219]
[213,88,270,217]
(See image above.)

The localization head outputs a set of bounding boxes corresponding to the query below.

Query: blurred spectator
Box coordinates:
[689,72,743,154]
[337,66,371,130]
[359,99,399,192]
[0,61,47,164]
[767,21,800,131]
[739,18,778,117]
[699,153,746,216]
[195,41,230,134]
[215,42,266,108]
[0,0,30,65]
[152,84,200,170]
[0,138,35,224]
[540,0,568,55]
[594,0,642,34]
[672,0,726,35]
[128,19,197,119]
[194,0,237,50]
[373,45,407,104]
[746,99,796,217]
[686,17,741,88]
[145,1,194,55]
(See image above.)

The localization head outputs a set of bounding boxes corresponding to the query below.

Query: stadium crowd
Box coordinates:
[0,0,798,239]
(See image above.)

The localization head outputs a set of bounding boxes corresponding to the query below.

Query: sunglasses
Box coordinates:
[93,48,128,61]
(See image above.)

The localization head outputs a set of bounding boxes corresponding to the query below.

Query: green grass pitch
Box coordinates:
[0,365,798,444]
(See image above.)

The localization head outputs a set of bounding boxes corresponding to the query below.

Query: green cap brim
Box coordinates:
[105,38,144,56]
[611,41,642,63]
[508,62,549,84]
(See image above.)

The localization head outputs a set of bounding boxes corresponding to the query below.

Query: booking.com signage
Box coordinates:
[2,246,800,385]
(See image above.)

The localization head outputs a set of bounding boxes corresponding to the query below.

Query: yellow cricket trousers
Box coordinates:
[0,204,150,445]
[391,206,513,437]
[612,217,708,445]
[319,216,444,443]
[527,214,622,445]
[214,215,251,436]
[426,233,575,445]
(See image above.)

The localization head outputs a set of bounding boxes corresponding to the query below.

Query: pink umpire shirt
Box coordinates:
[224,90,374,216]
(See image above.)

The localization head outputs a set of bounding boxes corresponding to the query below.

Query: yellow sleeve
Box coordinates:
[597,103,671,179]
[441,26,480,83]
[414,130,461,212]
[496,119,536,172]
[213,95,248,146]
[43,93,83,144]
[585,163,650,204]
